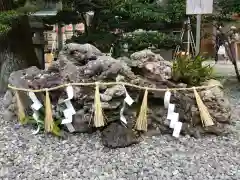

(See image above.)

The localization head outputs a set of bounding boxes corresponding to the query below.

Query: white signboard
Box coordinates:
[186,0,213,14]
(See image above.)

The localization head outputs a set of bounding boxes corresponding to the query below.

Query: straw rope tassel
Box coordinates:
[15,90,26,124]
[135,89,148,131]
[193,87,214,127]
[94,82,105,127]
[44,90,54,132]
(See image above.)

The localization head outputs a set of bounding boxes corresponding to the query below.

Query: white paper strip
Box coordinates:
[63,109,73,121]
[169,113,179,129]
[65,100,76,115]
[164,91,171,108]
[120,116,127,124]
[28,92,43,111]
[65,123,75,133]
[61,118,73,124]
[167,103,175,120]
[124,93,134,106]
[63,86,74,102]
[172,121,182,138]
[60,85,76,132]
[31,103,42,111]
[32,111,41,135]
[123,86,134,106]
[120,101,127,124]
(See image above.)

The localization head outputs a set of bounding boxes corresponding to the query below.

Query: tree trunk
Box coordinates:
[0,4,41,92]
[0,0,13,11]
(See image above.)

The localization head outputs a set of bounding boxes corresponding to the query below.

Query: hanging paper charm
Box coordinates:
[60,86,76,132]
[164,91,182,138]
[120,86,134,125]
[28,92,43,134]
[164,90,171,108]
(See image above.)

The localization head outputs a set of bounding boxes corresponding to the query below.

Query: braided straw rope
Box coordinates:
[9,81,218,131]
[8,82,218,92]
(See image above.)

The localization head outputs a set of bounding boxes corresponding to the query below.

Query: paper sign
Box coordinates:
[65,123,75,132]
[172,121,182,138]
[124,94,134,106]
[164,91,171,108]
[169,113,179,128]
[186,0,213,15]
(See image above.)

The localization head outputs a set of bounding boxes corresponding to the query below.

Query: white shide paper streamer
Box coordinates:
[32,111,41,135]
[28,92,43,134]
[167,103,175,120]
[120,101,127,125]
[61,86,76,132]
[164,91,171,108]
[28,92,43,111]
[169,112,179,129]
[164,92,182,138]
[172,121,182,138]
[120,86,134,125]
[124,86,134,106]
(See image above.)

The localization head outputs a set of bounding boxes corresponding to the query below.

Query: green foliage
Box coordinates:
[0,10,19,34]
[172,55,213,85]
[0,0,40,35]
[26,107,64,137]
[65,0,187,55]
[70,31,118,52]
[121,31,180,51]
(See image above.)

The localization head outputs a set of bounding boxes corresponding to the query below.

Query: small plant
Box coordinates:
[172,55,213,85]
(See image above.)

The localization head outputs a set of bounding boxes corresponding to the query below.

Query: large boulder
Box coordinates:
[4,43,231,148]
[129,49,172,80]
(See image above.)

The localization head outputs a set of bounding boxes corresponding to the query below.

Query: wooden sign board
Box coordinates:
[186,0,213,14]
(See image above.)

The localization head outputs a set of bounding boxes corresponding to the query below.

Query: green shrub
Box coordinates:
[172,55,213,85]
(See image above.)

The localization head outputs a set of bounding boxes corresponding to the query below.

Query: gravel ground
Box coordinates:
[0,81,240,180]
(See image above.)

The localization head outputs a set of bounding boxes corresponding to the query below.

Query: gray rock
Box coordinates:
[65,43,103,56]
[129,49,172,80]
[3,110,15,121]
[72,110,96,133]
[8,66,41,88]
[3,90,13,108]
[101,122,139,148]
